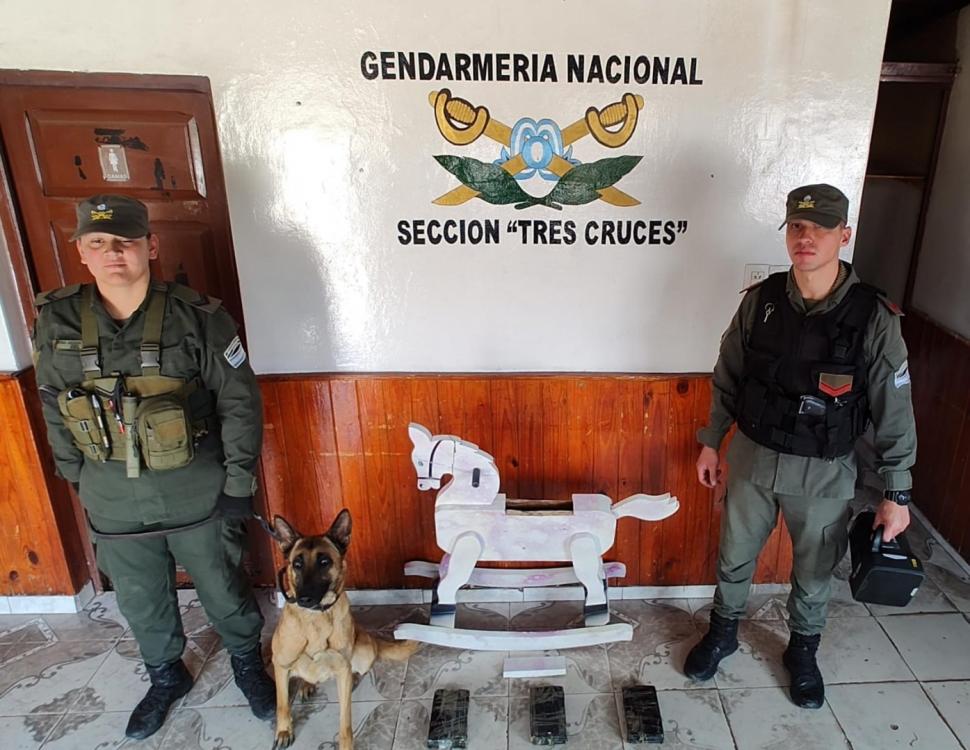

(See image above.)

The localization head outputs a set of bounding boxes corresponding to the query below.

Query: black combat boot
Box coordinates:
[230,643,276,720]
[684,611,740,681]
[783,631,825,709]
[125,659,194,739]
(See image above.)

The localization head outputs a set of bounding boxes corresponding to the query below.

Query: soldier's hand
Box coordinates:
[216,492,254,520]
[873,499,910,542]
[696,446,722,489]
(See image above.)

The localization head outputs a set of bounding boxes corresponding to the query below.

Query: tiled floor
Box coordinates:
[2,508,970,749]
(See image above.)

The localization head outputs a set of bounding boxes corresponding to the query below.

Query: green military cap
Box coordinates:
[70,194,150,240]
[778,183,849,230]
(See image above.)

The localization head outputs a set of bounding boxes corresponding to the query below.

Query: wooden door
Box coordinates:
[0,72,272,588]
[0,75,244,327]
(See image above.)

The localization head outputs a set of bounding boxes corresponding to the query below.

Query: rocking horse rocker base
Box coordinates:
[395,557,629,651]
[396,424,680,652]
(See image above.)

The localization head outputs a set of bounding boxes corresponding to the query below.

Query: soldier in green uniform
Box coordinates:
[31,195,275,739]
[685,184,917,708]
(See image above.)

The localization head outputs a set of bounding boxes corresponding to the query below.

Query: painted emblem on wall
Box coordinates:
[430,89,644,209]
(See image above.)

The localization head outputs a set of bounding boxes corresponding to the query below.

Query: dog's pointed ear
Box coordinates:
[326,509,352,555]
[272,515,301,553]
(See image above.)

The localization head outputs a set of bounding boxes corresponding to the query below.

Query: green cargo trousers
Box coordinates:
[713,476,852,635]
[90,512,265,667]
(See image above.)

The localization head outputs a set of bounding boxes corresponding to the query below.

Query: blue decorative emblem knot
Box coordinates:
[496,118,579,181]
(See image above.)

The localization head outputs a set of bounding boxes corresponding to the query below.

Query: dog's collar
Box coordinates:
[276,567,338,612]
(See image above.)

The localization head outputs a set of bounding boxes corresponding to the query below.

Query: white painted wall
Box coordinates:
[912,8,970,340]
[0,0,890,373]
[0,229,31,371]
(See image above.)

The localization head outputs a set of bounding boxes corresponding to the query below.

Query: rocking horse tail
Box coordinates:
[611,493,680,521]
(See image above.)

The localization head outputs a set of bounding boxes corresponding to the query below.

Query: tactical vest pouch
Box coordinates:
[57,389,108,462]
[135,394,194,471]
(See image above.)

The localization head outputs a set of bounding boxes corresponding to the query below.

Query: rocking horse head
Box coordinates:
[407,423,501,505]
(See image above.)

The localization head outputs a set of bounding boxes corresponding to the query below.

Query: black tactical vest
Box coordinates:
[734,272,879,459]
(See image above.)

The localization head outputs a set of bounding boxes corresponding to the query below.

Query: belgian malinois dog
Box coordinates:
[270,510,419,749]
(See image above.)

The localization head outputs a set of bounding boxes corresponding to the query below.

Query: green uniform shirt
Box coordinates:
[697,262,916,500]
[32,280,263,524]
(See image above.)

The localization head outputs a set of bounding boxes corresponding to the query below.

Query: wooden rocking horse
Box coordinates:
[393,424,679,651]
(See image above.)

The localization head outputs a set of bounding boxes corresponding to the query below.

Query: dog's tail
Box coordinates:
[375,636,421,661]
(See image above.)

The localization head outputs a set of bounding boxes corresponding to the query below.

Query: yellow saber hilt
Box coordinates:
[429,89,512,146]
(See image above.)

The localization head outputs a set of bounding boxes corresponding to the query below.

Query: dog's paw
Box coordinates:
[273,729,294,749]
[297,682,317,701]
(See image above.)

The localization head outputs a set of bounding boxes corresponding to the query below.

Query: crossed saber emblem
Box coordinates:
[430,89,645,207]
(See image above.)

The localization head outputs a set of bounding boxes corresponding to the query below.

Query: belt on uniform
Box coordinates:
[86,509,279,541]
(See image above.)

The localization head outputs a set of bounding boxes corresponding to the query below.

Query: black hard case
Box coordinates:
[849,510,924,607]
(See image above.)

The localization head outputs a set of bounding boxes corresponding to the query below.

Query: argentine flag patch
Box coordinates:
[224,336,247,369]
[894,361,910,388]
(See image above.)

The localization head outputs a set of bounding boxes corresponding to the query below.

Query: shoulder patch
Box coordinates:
[876,294,903,316]
[894,361,911,388]
[34,283,82,307]
[169,283,223,314]
[223,335,247,368]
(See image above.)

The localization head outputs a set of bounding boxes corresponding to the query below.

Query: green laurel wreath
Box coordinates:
[434,155,642,210]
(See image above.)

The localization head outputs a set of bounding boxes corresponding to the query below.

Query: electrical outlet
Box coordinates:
[769,265,789,275]
[743,264,770,289]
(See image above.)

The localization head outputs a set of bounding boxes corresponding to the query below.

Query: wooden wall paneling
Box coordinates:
[934,403,967,533]
[613,379,643,583]
[0,375,78,594]
[406,378,444,565]
[541,380,570,501]
[689,379,715,583]
[329,379,376,588]
[436,378,466,440]
[258,382,287,528]
[640,380,669,583]
[941,329,970,414]
[661,378,696,583]
[567,379,595,495]
[275,380,324,533]
[932,328,970,534]
[590,379,619,554]
[460,379,494,451]
[307,380,348,540]
[490,378,521,501]
[409,378,441,436]
[355,379,405,588]
[19,371,92,590]
[954,412,970,558]
[4,371,818,597]
[381,378,436,580]
[514,379,544,501]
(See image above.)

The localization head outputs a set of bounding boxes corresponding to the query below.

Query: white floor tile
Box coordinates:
[721,686,850,749]
[878,613,970,681]
[922,680,970,747]
[828,682,962,750]
[817,617,915,684]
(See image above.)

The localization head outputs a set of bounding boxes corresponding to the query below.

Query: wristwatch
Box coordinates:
[884,490,912,506]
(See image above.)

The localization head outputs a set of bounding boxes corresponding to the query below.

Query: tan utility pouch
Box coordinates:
[56,390,108,462]
[135,394,194,471]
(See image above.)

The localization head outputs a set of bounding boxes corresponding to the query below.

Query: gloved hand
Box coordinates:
[216,492,254,520]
